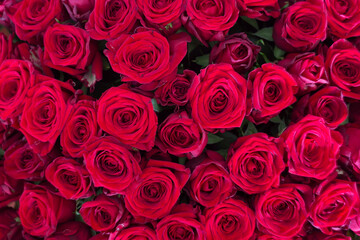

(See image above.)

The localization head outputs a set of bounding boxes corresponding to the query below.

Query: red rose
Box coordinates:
[19,184,75,237]
[85,0,138,41]
[227,133,285,194]
[137,0,184,34]
[279,52,328,96]
[80,194,131,232]
[9,0,63,44]
[236,0,280,21]
[0,33,13,65]
[47,221,92,240]
[156,111,207,158]
[246,63,298,124]
[281,115,342,180]
[97,85,158,151]
[187,151,235,207]
[20,76,75,156]
[43,23,102,87]
[256,184,311,238]
[0,165,23,208]
[325,39,360,99]
[4,139,49,180]
[109,226,157,240]
[310,180,360,234]
[125,160,190,221]
[0,60,36,121]
[104,28,190,88]
[60,98,102,158]
[45,157,93,200]
[189,64,247,132]
[154,70,196,107]
[292,87,348,129]
[338,123,360,176]
[156,204,205,240]
[204,198,255,240]
[84,136,141,194]
[0,207,21,239]
[273,0,327,52]
[325,0,360,38]
[210,33,261,74]
[62,0,95,22]
[181,0,239,46]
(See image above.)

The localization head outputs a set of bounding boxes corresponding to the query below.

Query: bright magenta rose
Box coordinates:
[84,136,141,194]
[105,28,190,88]
[273,0,327,52]
[281,115,343,180]
[189,63,247,132]
[156,111,207,158]
[181,0,239,46]
[256,184,311,238]
[19,184,75,237]
[125,160,190,221]
[97,85,158,151]
[227,133,285,194]
[20,76,75,156]
[204,198,255,240]
[247,63,298,124]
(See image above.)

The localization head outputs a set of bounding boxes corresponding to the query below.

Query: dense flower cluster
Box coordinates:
[0,0,360,239]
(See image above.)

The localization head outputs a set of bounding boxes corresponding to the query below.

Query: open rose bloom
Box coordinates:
[1,0,360,239]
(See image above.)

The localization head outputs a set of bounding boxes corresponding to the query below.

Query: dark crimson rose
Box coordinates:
[125,160,190,221]
[60,98,102,158]
[246,63,298,124]
[20,76,75,156]
[0,207,20,239]
[47,221,92,240]
[4,139,49,180]
[181,0,239,46]
[187,151,235,207]
[227,133,285,194]
[204,198,255,240]
[0,33,12,65]
[279,52,328,96]
[236,0,280,21]
[349,102,360,123]
[156,111,207,158]
[90,234,109,240]
[9,0,63,44]
[45,157,93,200]
[105,28,190,87]
[43,23,102,87]
[109,226,157,240]
[292,87,348,129]
[62,0,95,22]
[0,166,23,208]
[85,0,138,41]
[137,0,184,34]
[325,0,360,38]
[210,33,261,74]
[19,184,75,237]
[307,231,351,240]
[256,185,311,238]
[281,115,343,180]
[338,123,360,175]
[156,204,205,240]
[84,136,141,194]
[310,180,360,234]
[97,85,158,151]
[80,194,130,232]
[273,0,327,52]
[154,70,196,107]
[0,60,36,121]
[189,64,247,132]
[325,39,360,99]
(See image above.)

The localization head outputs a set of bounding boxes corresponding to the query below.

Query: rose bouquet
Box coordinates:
[1,0,360,239]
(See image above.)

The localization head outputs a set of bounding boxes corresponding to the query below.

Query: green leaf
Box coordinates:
[165,22,173,30]
[178,157,187,165]
[244,121,257,136]
[259,52,271,63]
[216,149,228,159]
[278,121,287,136]
[151,98,162,112]
[207,133,224,144]
[251,27,274,41]
[15,217,21,223]
[193,54,209,67]
[274,46,286,60]
[240,16,259,30]
[270,115,283,124]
